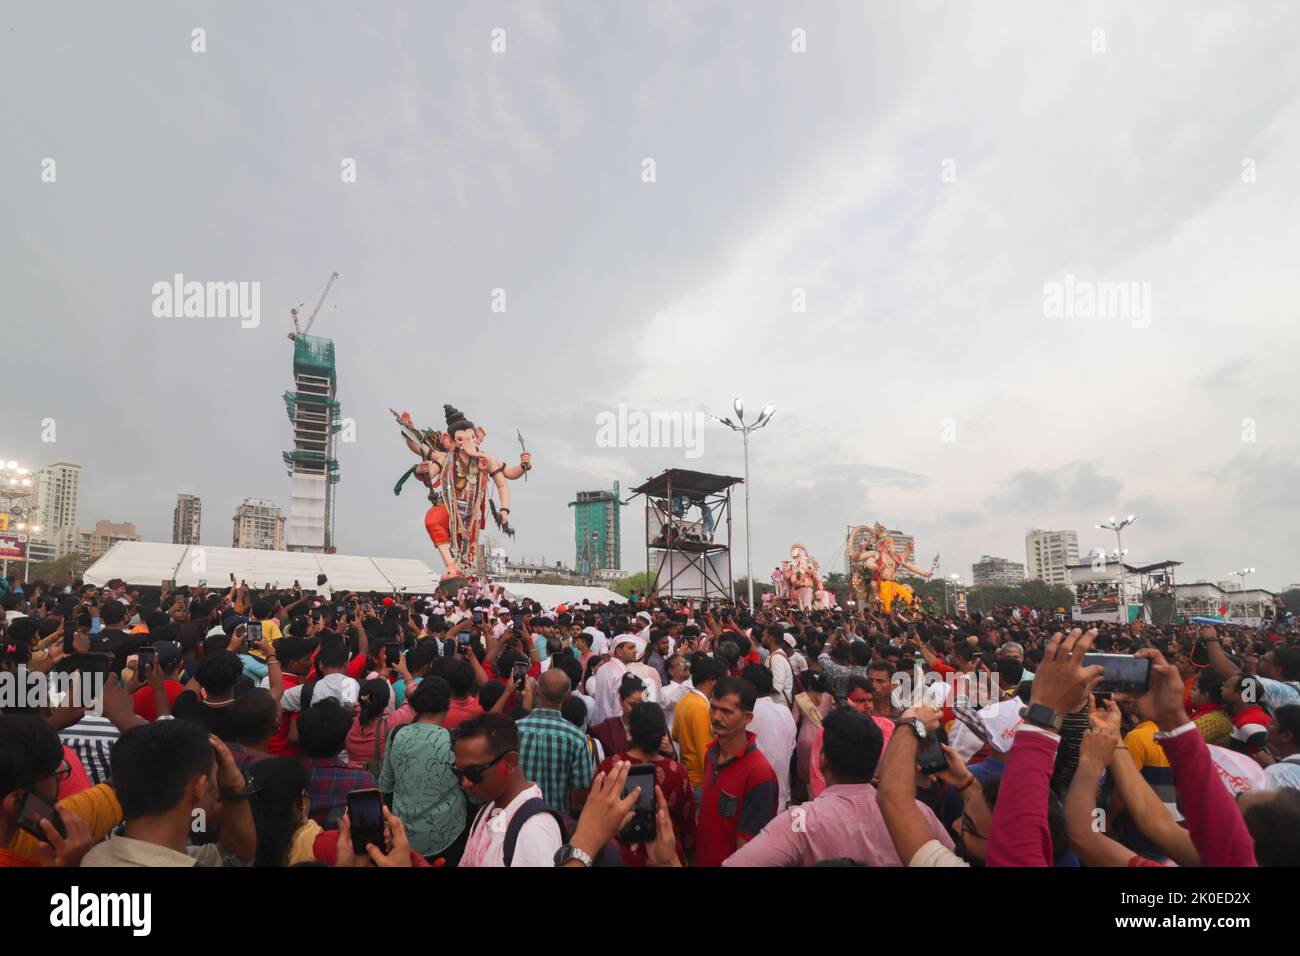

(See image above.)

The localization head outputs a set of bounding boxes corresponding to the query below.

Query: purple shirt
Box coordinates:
[722,783,954,867]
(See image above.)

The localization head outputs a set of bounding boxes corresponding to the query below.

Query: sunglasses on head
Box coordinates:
[451,750,514,784]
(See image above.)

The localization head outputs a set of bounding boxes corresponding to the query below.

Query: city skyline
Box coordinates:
[4,5,1299,591]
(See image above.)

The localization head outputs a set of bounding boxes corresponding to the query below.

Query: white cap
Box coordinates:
[612,634,645,656]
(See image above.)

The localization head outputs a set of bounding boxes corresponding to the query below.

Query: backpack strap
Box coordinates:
[300,679,319,711]
[503,797,567,867]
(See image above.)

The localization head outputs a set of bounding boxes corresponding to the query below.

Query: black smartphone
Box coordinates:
[17,792,66,843]
[1083,653,1151,694]
[73,652,111,678]
[346,788,384,856]
[916,732,949,775]
[384,643,401,667]
[1191,641,1210,667]
[457,632,471,650]
[472,610,483,625]
[512,612,524,630]
[245,621,262,652]
[511,660,529,686]
[136,647,156,680]
[617,763,658,845]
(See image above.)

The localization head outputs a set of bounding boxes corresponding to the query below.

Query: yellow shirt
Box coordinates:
[8,783,122,862]
[671,690,714,788]
[247,618,283,660]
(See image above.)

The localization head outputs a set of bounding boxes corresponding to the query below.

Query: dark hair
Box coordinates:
[711,676,757,712]
[410,676,452,716]
[618,673,647,701]
[317,642,347,670]
[478,680,507,712]
[561,695,587,729]
[0,715,63,798]
[820,709,883,783]
[99,601,126,626]
[195,651,243,696]
[849,643,871,667]
[228,688,280,745]
[248,757,309,867]
[1268,647,1300,681]
[455,712,519,758]
[445,659,476,698]
[295,698,354,758]
[847,674,877,698]
[110,720,214,819]
[802,670,829,694]
[1274,704,1300,742]
[628,702,668,753]
[996,658,1024,687]
[690,654,726,688]
[741,662,774,697]
[357,679,391,727]
[1240,789,1300,866]
[251,599,273,620]
[1194,669,1223,704]
[404,646,432,674]
[867,660,892,677]
[552,654,582,690]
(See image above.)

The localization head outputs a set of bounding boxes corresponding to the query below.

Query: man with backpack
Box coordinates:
[453,713,566,866]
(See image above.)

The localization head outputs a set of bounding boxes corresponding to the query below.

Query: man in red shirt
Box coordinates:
[131,641,187,720]
[267,637,316,756]
[695,676,778,867]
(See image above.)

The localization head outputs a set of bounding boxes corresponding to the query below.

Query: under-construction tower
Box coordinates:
[283,273,341,552]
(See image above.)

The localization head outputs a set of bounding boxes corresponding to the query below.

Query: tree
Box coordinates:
[733,578,773,605]
[613,572,654,599]
[27,552,90,584]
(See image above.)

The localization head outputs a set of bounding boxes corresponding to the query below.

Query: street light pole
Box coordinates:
[742,426,752,607]
[1096,515,1137,625]
[710,399,775,609]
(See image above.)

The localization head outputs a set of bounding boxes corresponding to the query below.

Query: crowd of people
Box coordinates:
[1,570,1298,868]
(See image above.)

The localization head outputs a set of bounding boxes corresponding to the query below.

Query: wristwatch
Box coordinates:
[1021,703,1062,732]
[553,843,593,867]
[906,717,928,739]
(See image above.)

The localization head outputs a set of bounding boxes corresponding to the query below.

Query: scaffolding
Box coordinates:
[284,333,340,552]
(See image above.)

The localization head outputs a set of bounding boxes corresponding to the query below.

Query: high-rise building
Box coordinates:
[1025,529,1079,586]
[283,312,341,553]
[33,462,81,558]
[568,482,622,573]
[972,555,1026,588]
[233,498,286,551]
[173,493,202,545]
[86,520,141,560]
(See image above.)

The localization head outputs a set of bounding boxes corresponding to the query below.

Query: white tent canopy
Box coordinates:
[493,582,627,606]
[84,541,441,594]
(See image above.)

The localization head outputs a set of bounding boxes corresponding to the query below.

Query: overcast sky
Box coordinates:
[3,2,1299,590]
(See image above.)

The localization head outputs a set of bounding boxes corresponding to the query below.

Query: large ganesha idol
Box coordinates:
[848,523,934,612]
[785,544,822,611]
[391,404,532,591]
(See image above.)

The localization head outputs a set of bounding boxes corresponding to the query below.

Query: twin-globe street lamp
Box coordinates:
[710,399,775,608]
[1095,515,1137,624]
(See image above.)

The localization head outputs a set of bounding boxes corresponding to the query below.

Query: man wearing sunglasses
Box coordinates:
[454,713,565,867]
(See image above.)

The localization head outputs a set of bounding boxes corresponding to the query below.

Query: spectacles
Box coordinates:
[451,750,513,784]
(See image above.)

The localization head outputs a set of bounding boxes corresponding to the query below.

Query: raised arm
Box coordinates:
[876,705,948,865]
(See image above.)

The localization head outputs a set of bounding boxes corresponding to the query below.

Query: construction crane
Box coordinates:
[288,271,340,340]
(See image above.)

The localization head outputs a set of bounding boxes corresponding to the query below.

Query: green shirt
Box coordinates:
[378,721,465,857]
[517,707,594,815]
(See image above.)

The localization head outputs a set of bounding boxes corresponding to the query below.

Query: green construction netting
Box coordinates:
[292,334,337,388]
